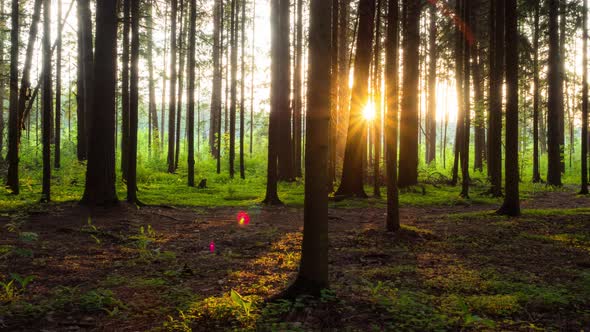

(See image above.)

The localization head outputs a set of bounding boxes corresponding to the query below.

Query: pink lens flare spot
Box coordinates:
[237,211,250,226]
[209,241,215,253]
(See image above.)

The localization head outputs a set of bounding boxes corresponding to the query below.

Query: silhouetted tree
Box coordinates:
[188,0,197,187]
[41,0,52,202]
[5,0,20,194]
[547,0,562,186]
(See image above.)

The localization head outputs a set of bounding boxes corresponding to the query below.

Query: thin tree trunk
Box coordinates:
[548,0,562,186]
[167,0,178,173]
[41,0,52,202]
[175,0,186,171]
[211,0,221,157]
[127,0,140,204]
[160,2,168,152]
[239,0,246,179]
[426,4,436,165]
[337,0,350,171]
[5,0,18,193]
[121,0,130,180]
[147,0,159,156]
[188,0,197,186]
[250,0,255,156]
[277,0,294,181]
[487,0,503,195]
[329,0,339,190]
[54,0,62,169]
[460,0,471,199]
[581,0,588,194]
[229,0,237,178]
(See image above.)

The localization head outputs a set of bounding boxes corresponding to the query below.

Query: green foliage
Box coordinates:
[0,273,34,303]
[230,289,253,317]
[129,225,157,258]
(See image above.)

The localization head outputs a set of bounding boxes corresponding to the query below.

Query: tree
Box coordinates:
[167,0,178,174]
[293,0,304,178]
[397,0,421,188]
[532,0,542,183]
[335,0,376,198]
[0,0,5,159]
[127,0,140,204]
[174,1,186,171]
[54,0,63,169]
[187,0,197,187]
[487,0,504,196]
[425,4,436,165]
[385,0,400,232]
[229,0,238,178]
[372,0,383,197]
[497,0,520,216]
[277,0,294,182]
[263,0,284,205]
[210,0,222,158]
[460,0,471,199]
[581,0,589,195]
[77,0,93,162]
[547,0,562,186]
[121,0,131,181]
[239,0,246,179]
[81,0,119,206]
[282,0,331,297]
[329,0,339,190]
[5,0,19,194]
[147,0,159,154]
[41,0,52,202]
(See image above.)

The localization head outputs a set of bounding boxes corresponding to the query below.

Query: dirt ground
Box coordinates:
[0,191,589,331]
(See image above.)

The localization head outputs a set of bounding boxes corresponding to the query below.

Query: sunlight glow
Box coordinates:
[363,102,376,121]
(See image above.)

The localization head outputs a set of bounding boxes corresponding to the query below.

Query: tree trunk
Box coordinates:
[329,0,339,190]
[147,0,159,155]
[264,0,284,205]
[210,0,221,158]
[5,0,18,194]
[277,0,294,181]
[533,1,542,183]
[250,0,255,156]
[188,0,197,186]
[167,0,178,173]
[283,0,331,298]
[581,0,588,194]
[497,0,520,216]
[127,0,140,204]
[82,0,119,206]
[472,0,485,173]
[487,0,503,195]
[372,0,382,197]
[558,0,566,173]
[547,0,562,186]
[41,0,52,202]
[460,0,471,199]
[397,0,420,188]
[229,0,237,178]
[385,0,400,232]
[121,0,130,181]
[293,0,303,178]
[425,4,436,165]
[175,1,186,171]
[337,0,350,170]
[239,0,246,179]
[160,2,168,152]
[335,0,376,198]
[54,0,62,169]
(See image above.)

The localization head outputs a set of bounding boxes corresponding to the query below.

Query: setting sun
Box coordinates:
[362,102,376,121]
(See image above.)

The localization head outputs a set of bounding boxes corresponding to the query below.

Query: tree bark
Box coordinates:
[229,0,237,178]
[547,0,562,186]
[210,0,222,157]
[277,0,294,181]
[533,0,542,183]
[188,0,197,186]
[167,0,178,173]
[425,4,436,165]
[397,0,420,188]
[82,0,119,206]
[335,0,376,198]
[385,0,400,232]
[581,0,588,194]
[54,0,63,169]
[121,0,130,180]
[293,0,303,178]
[41,0,52,202]
[175,0,186,171]
[127,0,140,204]
[147,0,159,155]
[239,0,246,179]
[497,0,520,216]
[487,0,503,195]
[282,0,331,297]
[5,0,19,194]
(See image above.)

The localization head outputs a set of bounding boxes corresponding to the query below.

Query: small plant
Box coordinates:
[230,289,253,317]
[81,217,101,244]
[129,225,157,258]
[0,273,35,303]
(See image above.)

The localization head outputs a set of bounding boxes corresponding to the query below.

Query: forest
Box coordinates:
[0,0,589,330]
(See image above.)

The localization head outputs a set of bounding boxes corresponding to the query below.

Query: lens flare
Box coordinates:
[237,211,250,226]
[209,241,215,253]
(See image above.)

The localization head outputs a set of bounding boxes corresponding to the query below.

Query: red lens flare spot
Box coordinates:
[237,211,250,226]
[209,241,215,253]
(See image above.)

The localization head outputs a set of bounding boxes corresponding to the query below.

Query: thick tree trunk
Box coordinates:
[277,0,294,181]
[335,0,376,198]
[460,0,471,199]
[497,0,520,216]
[283,0,331,298]
[385,0,400,232]
[82,0,119,206]
[397,0,420,188]
[329,0,339,190]
[263,0,284,205]
[293,0,303,178]
[337,0,350,170]
[487,0,503,195]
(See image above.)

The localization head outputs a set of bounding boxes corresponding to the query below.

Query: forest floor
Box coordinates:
[0,189,589,331]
